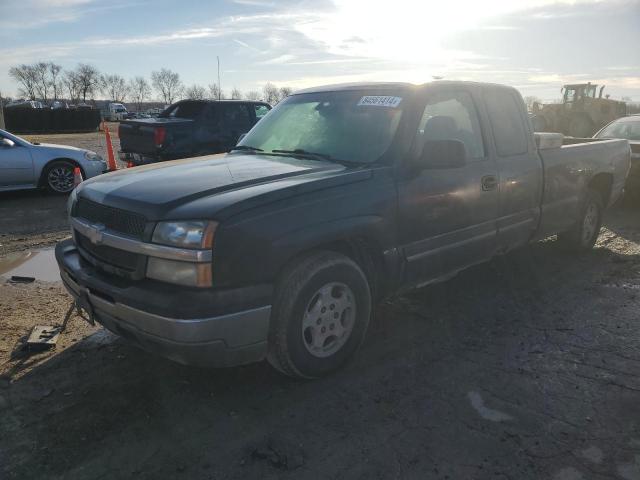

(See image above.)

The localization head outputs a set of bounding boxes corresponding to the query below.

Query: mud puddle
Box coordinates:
[0,248,60,282]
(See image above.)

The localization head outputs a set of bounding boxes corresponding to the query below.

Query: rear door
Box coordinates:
[482,87,543,250]
[0,135,34,188]
[398,86,500,285]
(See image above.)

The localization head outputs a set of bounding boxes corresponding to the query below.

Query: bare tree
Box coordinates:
[9,64,38,100]
[185,84,207,100]
[262,82,279,105]
[152,68,183,104]
[32,62,52,103]
[129,76,151,112]
[523,95,542,111]
[75,64,100,102]
[245,90,261,101]
[100,74,129,102]
[230,87,242,100]
[48,63,63,101]
[278,86,292,102]
[63,70,82,103]
[208,83,224,100]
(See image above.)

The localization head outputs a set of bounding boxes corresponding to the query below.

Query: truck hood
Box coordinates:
[77,153,367,221]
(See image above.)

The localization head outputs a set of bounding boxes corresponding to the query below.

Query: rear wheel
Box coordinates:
[43,160,75,194]
[267,251,372,379]
[557,188,603,251]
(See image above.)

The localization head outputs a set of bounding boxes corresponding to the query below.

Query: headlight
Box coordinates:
[152,221,216,249]
[83,151,103,161]
[147,257,212,287]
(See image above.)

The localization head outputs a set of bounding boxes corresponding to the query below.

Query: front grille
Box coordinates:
[75,198,147,239]
[76,232,141,272]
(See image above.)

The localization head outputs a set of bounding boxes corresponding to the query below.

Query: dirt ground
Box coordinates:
[0,126,122,256]
[1,154,639,478]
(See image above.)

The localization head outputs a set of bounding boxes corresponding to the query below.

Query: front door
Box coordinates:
[398,88,499,286]
[0,136,34,188]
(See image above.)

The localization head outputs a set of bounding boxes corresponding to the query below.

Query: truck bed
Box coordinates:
[535,134,630,238]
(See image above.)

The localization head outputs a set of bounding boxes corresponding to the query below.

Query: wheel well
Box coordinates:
[38,158,84,187]
[280,237,387,301]
[588,173,613,205]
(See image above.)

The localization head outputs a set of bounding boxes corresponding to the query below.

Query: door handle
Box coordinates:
[482,175,498,191]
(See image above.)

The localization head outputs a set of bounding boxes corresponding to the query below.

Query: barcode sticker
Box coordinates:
[357,96,403,107]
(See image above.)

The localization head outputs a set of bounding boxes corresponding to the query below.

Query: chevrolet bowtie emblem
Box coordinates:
[87,224,106,245]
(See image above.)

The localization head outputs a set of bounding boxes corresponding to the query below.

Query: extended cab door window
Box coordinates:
[398,89,499,286]
[483,87,541,249]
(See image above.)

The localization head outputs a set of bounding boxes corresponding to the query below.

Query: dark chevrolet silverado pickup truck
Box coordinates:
[56,81,631,378]
[118,99,272,164]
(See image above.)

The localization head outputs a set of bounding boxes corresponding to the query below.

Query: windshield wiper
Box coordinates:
[270,149,361,167]
[271,148,332,160]
[230,145,264,152]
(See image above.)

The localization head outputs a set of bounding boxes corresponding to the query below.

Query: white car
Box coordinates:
[0,129,107,194]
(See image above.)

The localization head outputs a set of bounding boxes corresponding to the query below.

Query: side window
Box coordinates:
[485,89,528,156]
[254,105,270,120]
[417,91,485,160]
[221,104,252,130]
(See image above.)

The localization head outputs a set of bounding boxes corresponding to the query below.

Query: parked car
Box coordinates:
[102,102,128,121]
[0,129,107,193]
[118,100,272,165]
[593,114,640,196]
[56,81,630,378]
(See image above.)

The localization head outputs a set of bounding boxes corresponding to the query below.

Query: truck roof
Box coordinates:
[294,80,519,95]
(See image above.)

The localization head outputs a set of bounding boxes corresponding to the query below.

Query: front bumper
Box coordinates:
[55,239,272,367]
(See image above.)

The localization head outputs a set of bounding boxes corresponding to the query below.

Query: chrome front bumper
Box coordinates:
[56,241,271,367]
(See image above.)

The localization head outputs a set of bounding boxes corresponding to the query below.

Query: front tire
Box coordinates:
[43,160,75,194]
[267,251,372,379]
[557,188,604,251]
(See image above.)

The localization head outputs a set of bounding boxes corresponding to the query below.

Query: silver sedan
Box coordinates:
[0,129,107,194]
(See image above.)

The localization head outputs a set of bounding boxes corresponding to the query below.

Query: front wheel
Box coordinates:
[43,160,76,194]
[557,188,604,251]
[267,251,372,379]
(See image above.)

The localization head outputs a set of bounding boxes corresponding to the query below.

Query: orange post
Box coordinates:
[103,124,117,171]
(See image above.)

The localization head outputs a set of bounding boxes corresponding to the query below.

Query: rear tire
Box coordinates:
[267,251,372,379]
[557,188,603,251]
[43,160,75,194]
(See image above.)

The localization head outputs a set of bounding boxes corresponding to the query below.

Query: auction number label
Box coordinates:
[357,96,403,107]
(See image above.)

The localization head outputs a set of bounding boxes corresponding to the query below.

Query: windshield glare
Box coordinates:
[596,119,640,141]
[239,91,405,163]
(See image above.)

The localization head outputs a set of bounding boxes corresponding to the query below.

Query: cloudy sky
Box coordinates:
[1,0,638,101]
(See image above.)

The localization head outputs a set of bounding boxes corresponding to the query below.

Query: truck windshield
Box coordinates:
[238,91,405,163]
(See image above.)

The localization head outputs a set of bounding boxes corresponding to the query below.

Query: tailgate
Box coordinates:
[119,121,158,155]
[119,118,195,156]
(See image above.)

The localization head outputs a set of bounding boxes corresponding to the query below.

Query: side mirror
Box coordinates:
[1,138,15,148]
[237,133,247,144]
[420,139,466,169]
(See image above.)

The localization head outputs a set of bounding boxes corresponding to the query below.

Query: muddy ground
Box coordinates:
[0,127,122,256]
[1,163,639,478]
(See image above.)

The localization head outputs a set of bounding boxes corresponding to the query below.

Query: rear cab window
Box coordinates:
[484,89,529,156]
[160,101,207,119]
